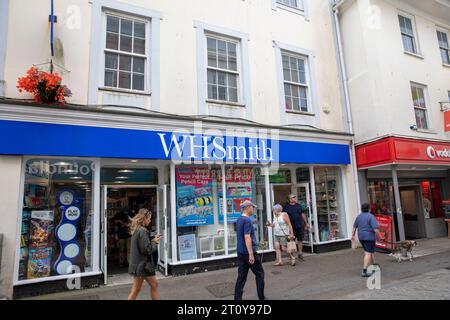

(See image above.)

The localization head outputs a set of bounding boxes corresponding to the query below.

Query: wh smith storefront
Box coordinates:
[0,102,357,298]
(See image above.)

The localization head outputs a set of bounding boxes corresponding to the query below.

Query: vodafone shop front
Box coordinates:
[356,136,450,242]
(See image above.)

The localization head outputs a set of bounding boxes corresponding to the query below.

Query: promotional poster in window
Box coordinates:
[218,167,253,224]
[176,167,215,227]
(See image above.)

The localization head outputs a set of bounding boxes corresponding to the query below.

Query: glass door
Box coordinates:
[157,184,169,276]
[296,183,314,252]
[100,186,108,284]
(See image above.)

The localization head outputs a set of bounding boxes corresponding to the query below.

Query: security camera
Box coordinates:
[410,124,418,131]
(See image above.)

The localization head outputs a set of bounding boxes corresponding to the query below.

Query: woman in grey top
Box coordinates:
[127,208,161,300]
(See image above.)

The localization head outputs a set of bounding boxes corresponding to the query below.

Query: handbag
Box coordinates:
[276,214,296,251]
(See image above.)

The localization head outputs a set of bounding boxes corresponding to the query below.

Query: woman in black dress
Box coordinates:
[127,208,161,300]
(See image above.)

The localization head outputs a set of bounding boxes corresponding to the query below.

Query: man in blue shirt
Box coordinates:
[283,194,310,260]
[352,203,381,277]
[234,200,265,300]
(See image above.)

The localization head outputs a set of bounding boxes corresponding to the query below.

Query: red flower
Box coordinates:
[17,66,71,104]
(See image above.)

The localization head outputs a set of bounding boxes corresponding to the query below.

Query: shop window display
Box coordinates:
[314,167,347,242]
[367,181,395,215]
[176,165,269,261]
[19,159,94,281]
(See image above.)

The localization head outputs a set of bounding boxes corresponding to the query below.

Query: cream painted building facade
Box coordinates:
[0,0,360,299]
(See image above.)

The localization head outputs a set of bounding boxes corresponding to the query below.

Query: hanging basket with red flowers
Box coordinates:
[17,66,72,104]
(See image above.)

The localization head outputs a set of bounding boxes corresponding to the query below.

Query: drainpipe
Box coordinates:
[331,0,363,234]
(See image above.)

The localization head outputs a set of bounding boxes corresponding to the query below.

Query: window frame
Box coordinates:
[410,82,431,131]
[272,0,309,20]
[194,21,252,119]
[398,13,421,56]
[281,51,311,113]
[88,0,161,110]
[101,11,151,94]
[13,156,102,286]
[436,28,450,66]
[205,33,242,104]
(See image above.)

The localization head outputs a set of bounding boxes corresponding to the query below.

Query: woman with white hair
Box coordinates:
[267,204,295,266]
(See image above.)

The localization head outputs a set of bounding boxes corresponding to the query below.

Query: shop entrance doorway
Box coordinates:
[400,186,426,239]
[100,185,168,284]
[270,184,314,251]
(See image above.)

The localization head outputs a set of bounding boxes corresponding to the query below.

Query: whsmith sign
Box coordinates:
[0,120,351,165]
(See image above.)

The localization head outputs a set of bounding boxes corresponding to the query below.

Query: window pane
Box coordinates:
[119,55,131,71]
[298,59,306,84]
[207,70,217,85]
[107,16,119,33]
[404,17,413,35]
[207,38,217,52]
[133,38,145,54]
[441,49,450,64]
[285,95,292,110]
[218,86,227,101]
[120,35,132,52]
[217,72,227,86]
[229,88,238,102]
[132,74,144,91]
[402,35,415,53]
[104,70,117,87]
[105,53,118,70]
[228,43,237,71]
[218,41,227,69]
[118,72,131,89]
[133,57,145,74]
[228,74,237,88]
[121,19,133,36]
[106,32,119,50]
[282,55,291,82]
[208,50,217,68]
[228,55,237,71]
[300,98,308,112]
[415,108,428,129]
[293,97,300,111]
[134,22,145,38]
[284,83,291,98]
[208,84,217,100]
[290,58,299,83]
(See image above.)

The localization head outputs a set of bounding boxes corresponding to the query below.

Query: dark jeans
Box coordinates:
[234,253,265,300]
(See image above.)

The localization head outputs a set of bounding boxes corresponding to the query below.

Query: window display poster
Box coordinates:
[176,167,214,227]
[178,234,198,261]
[29,211,54,248]
[27,247,52,279]
[218,167,253,223]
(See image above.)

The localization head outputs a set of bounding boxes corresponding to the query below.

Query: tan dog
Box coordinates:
[390,240,417,262]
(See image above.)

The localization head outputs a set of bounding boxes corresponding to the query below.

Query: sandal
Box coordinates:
[290,257,296,266]
[273,262,284,266]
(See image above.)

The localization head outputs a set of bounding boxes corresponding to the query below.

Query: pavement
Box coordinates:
[23,237,450,300]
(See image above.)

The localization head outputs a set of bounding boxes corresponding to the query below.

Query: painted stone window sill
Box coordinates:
[275,4,307,19]
[415,128,437,134]
[404,51,424,60]
[99,86,152,96]
[206,99,246,108]
[286,110,315,117]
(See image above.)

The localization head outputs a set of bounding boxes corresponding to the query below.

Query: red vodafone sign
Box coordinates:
[356,137,450,168]
[394,139,450,163]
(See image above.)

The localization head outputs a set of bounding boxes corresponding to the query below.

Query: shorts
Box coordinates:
[360,240,376,253]
[293,228,303,242]
[274,235,288,246]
